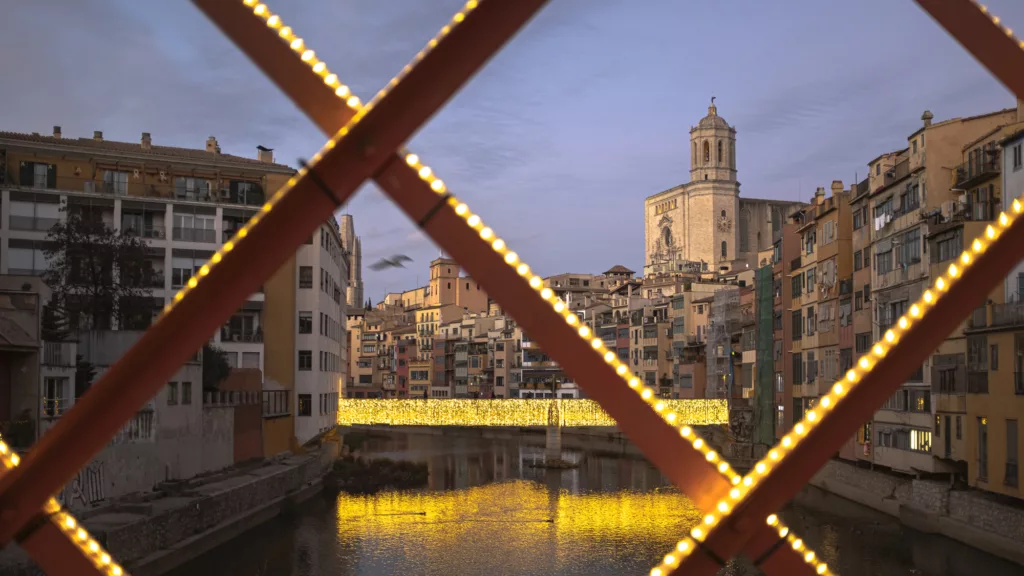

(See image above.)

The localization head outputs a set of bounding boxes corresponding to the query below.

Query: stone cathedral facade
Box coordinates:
[644,100,802,275]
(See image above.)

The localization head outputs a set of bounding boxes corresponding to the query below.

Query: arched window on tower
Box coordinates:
[730,141,736,169]
[692,141,697,168]
[717,140,723,165]
[703,141,710,164]
[721,210,726,218]
[721,241,727,259]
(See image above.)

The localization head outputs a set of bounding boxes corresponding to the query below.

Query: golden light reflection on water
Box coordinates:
[334,481,704,574]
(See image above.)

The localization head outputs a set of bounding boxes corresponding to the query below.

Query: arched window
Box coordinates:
[721,241,727,258]
[703,141,710,164]
[692,141,697,167]
[721,210,726,218]
[717,140,723,165]
[662,227,672,247]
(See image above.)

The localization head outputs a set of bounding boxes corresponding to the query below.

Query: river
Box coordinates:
[169,430,1022,576]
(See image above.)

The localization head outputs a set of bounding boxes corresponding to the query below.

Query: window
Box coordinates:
[721,241,727,258]
[876,163,881,176]
[912,140,918,154]
[934,229,963,263]
[854,250,862,271]
[496,343,505,351]
[1014,143,1023,170]
[979,417,989,480]
[991,344,999,370]
[875,250,893,274]
[805,267,816,289]
[43,377,68,417]
[182,382,192,405]
[855,292,863,311]
[864,283,871,302]
[853,210,863,230]
[298,394,312,416]
[896,228,921,266]
[864,251,870,268]
[103,170,129,195]
[1007,419,1019,487]
[855,332,871,354]
[791,275,803,297]
[171,256,200,288]
[703,141,710,163]
[167,382,179,405]
[792,310,802,340]
[298,311,312,334]
[299,266,313,289]
[910,429,931,452]
[298,350,312,371]
[957,416,962,440]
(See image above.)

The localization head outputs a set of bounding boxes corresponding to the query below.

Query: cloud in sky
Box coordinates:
[2,0,1023,301]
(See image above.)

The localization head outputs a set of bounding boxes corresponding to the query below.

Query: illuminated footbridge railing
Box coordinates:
[337,399,729,427]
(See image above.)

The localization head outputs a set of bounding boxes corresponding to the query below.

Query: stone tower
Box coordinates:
[689,97,737,182]
[687,98,740,270]
[339,214,364,308]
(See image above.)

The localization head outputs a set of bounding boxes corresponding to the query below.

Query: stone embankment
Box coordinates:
[812,459,1024,566]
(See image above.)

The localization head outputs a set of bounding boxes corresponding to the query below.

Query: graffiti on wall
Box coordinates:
[57,461,105,509]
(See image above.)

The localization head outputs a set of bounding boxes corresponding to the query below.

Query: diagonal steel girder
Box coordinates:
[0,0,550,556]
[669,1,1024,573]
[193,2,819,575]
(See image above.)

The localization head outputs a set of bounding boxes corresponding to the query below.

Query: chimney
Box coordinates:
[814,186,826,205]
[206,136,218,153]
[257,145,274,164]
[93,131,103,142]
[921,110,934,128]
[141,132,152,150]
[53,126,62,139]
[830,180,844,197]
[1018,98,1024,123]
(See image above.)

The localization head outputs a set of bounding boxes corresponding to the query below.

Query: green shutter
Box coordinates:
[46,164,57,189]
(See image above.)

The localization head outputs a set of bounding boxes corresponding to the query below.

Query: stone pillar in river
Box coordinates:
[545,399,562,464]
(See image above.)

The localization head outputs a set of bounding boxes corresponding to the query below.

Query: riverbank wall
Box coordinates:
[811,459,1024,566]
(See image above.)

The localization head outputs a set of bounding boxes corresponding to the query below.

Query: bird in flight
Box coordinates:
[369,254,413,271]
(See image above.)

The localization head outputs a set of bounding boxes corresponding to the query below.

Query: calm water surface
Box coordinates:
[170,431,1022,576]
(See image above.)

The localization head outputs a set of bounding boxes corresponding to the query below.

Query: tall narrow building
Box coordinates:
[339,214,364,309]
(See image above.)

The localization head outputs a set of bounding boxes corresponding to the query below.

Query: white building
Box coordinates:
[1001,129,1024,300]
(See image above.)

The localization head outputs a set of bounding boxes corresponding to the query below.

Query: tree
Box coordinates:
[202,343,231,391]
[41,301,70,342]
[43,211,156,331]
[74,355,96,399]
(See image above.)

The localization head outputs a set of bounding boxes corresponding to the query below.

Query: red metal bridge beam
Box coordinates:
[195,3,817,575]
[0,0,547,549]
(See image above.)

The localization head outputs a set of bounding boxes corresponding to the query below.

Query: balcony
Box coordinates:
[955,151,1001,189]
[43,342,75,367]
[839,277,853,296]
[173,226,216,243]
[9,215,60,232]
[220,327,263,343]
[968,307,987,329]
[991,302,1024,329]
[122,220,166,240]
[790,256,802,272]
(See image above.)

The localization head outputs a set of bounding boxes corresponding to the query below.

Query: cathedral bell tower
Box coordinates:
[689,97,737,183]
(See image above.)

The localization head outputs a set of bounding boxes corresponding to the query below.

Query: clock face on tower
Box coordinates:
[717,213,732,233]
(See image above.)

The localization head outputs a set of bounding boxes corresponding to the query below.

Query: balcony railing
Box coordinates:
[991,302,1024,329]
[122,223,166,240]
[955,151,1001,189]
[9,215,60,232]
[790,256,801,272]
[220,328,263,343]
[173,226,217,243]
[839,277,853,296]
[968,307,987,329]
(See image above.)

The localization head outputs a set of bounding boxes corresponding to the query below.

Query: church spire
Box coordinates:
[708,96,717,116]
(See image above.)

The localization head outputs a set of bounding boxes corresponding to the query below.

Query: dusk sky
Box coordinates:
[3,0,1023,301]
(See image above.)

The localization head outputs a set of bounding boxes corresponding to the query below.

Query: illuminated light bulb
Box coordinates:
[253,4,267,16]
[667,413,678,423]
[972,239,984,253]
[431,179,445,193]
[960,252,971,266]
[480,227,494,240]
[910,304,921,317]
[492,239,506,252]
[441,25,451,35]
[779,526,789,537]
[324,73,338,87]
[346,95,361,108]
[680,425,693,437]
[859,357,870,369]
[590,338,602,349]
[730,488,741,499]
[717,501,729,514]
[804,551,815,563]
[553,301,565,313]
[312,62,327,74]
[1013,199,1022,213]
[212,253,223,264]
[466,0,478,10]
[704,514,716,525]
[0,442,6,454]
[100,553,111,565]
[504,252,518,265]
[817,564,828,575]
[782,436,793,447]
[792,538,804,550]
[453,12,466,23]
[243,0,257,6]
[541,288,553,300]
[468,215,482,228]
[290,38,303,51]
[223,241,235,254]
[948,264,959,278]
[884,330,895,342]
[278,26,292,39]
[743,476,753,487]
[515,264,530,277]
[405,153,419,166]
[765,514,780,526]
[986,225,996,239]
[924,289,935,303]
[655,401,665,412]
[677,540,690,553]
[89,540,100,553]
[529,276,542,289]
[266,15,281,28]
[807,410,818,422]
[616,365,627,375]
[795,423,807,435]
[578,326,591,338]
[641,388,653,400]
[603,351,615,362]
[64,516,76,529]
[651,569,663,576]
[693,438,704,449]
[833,383,845,395]
[756,462,767,474]
[706,451,717,462]
[820,396,831,408]
[873,344,885,357]
[937,277,947,291]
[718,461,729,473]
[186,277,198,289]
[629,378,640,388]
[691,527,704,540]
[999,212,1010,227]
[199,265,210,277]
[898,317,909,330]
[769,449,780,460]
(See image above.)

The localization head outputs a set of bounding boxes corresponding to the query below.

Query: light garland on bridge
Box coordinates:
[337,399,727,427]
[1,441,126,576]
[975,1,1024,49]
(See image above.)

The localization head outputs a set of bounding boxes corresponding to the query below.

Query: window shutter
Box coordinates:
[46,164,57,189]
[19,161,32,186]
